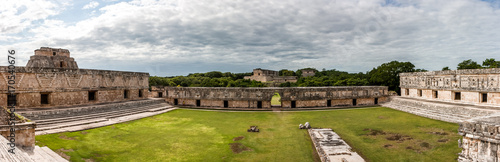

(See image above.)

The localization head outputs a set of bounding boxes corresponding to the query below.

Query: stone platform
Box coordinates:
[16,99,175,135]
[0,136,67,162]
[308,128,365,162]
[381,96,500,123]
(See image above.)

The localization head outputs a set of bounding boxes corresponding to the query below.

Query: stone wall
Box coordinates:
[164,86,388,108]
[0,67,149,108]
[400,68,500,105]
[458,116,500,162]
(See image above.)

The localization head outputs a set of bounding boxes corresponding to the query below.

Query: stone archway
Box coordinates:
[271,92,282,107]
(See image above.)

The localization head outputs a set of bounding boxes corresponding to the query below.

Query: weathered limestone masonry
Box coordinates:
[400,68,500,105]
[458,115,500,162]
[164,86,388,108]
[399,69,500,162]
[0,47,149,108]
[244,68,298,83]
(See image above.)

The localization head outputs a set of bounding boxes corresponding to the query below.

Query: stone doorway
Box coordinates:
[271,92,281,107]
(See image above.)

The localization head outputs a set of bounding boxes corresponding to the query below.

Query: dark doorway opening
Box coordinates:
[196,100,201,106]
[352,99,357,106]
[174,99,178,105]
[88,91,96,101]
[327,100,331,107]
[257,101,262,108]
[374,98,378,104]
[124,90,129,99]
[224,100,229,108]
[138,90,143,98]
[291,101,296,108]
[482,93,488,103]
[7,94,16,106]
[53,52,56,56]
[433,91,438,98]
[158,92,163,97]
[41,94,49,105]
[60,61,64,67]
[454,92,461,100]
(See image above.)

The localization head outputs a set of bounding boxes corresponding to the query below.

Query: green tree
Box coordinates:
[279,69,296,76]
[368,61,419,94]
[457,59,482,69]
[442,67,450,71]
[482,58,499,68]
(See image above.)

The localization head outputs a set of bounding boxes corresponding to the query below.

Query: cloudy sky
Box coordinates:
[1,0,499,76]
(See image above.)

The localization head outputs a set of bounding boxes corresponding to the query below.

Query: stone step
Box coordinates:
[35,103,167,125]
[19,99,164,120]
[40,146,67,162]
[36,118,108,131]
[37,108,148,127]
[148,106,172,112]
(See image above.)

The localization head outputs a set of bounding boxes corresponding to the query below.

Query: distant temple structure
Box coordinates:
[300,69,316,77]
[244,68,297,83]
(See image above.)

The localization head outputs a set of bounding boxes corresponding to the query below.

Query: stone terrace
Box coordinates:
[17,99,175,135]
[381,96,500,123]
[0,136,67,162]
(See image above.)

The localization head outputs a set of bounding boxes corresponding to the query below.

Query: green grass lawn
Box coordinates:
[35,107,461,162]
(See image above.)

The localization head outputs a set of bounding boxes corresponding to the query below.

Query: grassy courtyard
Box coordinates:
[35,107,461,162]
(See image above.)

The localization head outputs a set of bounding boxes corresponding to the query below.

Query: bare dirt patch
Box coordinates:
[437,139,449,142]
[229,143,252,154]
[81,131,88,135]
[386,134,413,141]
[383,144,393,148]
[55,148,73,160]
[429,132,448,135]
[59,134,75,140]
[378,116,389,119]
[233,136,244,141]
[364,128,386,136]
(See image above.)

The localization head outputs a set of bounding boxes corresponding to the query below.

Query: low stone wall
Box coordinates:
[164,86,388,108]
[458,115,500,162]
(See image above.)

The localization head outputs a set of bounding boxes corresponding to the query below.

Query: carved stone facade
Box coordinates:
[163,86,388,108]
[244,68,297,83]
[0,47,149,109]
[458,116,500,162]
[400,68,500,105]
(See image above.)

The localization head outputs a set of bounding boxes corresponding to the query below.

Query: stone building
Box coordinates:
[301,69,316,77]
[244,68,297,83]
[163,86,388,108]
[400,68,500,105]
[0,47,149,108]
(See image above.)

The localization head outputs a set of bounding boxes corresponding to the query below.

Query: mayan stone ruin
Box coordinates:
[393,68,500,162]
[0,47,149,109]
[163,86,389,108]
[244,68,298,83]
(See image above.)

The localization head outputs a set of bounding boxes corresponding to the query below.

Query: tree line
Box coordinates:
[442,58,500,70]
[150,60,430,94]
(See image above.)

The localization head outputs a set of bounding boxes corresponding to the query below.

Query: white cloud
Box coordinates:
[2,0,500,76]
[82,1,99,9]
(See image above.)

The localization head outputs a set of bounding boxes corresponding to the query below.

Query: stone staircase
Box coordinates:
[17,99,176,135]
[381,97,500,123]
[0,136,67,162]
